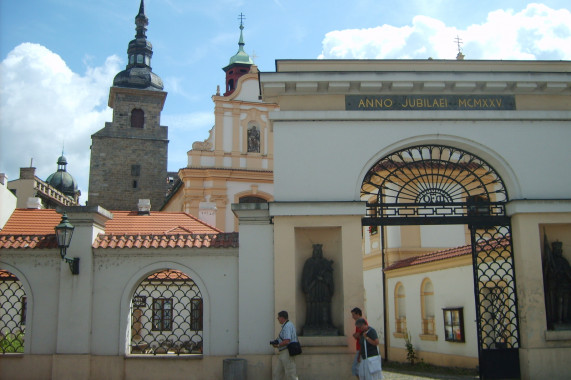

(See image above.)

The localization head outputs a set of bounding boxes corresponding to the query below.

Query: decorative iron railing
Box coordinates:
[130,269,203,355]
[0,270,26,354]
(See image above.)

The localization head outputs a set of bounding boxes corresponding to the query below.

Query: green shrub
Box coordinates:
[0,331,25,353]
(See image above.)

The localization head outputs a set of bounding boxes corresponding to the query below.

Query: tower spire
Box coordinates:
[112,0,164,90]
[222,13,254,96]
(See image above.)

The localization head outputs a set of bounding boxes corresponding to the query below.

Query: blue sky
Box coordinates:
[1,0,570,204]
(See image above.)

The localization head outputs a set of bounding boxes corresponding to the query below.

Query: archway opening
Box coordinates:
[360,144,520,379]
[129,269,203,355]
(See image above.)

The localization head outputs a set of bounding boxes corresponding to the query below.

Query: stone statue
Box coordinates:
[301,244,337,335]
[247,126,260,153]
[543,238,571,329]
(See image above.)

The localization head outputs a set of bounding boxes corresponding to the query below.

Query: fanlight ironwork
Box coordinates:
[361,145,508,222]
[130,269,203,355]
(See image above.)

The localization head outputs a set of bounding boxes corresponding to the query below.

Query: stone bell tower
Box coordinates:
[88,0,168,211]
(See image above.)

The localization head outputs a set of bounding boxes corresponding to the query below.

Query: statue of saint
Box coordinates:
[247,126,260,153]
[543,239,571,328]
[302,244,336,335]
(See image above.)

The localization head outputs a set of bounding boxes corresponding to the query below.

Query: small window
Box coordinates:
[131,109,144,129]
[133,180,138,189]
[443,307,465,342]
[152,298,173,331]
[131,164,141,177]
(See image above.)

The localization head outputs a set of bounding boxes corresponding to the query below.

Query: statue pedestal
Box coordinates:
[302,326,339,336]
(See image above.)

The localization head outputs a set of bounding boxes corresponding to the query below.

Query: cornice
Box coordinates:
[260,63,571,98]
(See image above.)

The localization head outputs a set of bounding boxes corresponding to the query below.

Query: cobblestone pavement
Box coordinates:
[381,368,479,380]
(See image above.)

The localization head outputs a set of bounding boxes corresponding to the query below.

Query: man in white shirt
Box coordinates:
[272,310,299,380]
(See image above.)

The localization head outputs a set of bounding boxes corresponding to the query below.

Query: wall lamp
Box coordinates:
[54,213,79,275]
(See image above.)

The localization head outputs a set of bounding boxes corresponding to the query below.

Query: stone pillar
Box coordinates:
[232,203,274,355]
[54,206,111,356]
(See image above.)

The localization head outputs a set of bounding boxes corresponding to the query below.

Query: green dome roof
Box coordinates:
[46,155,79,197]
[224,23,253,69]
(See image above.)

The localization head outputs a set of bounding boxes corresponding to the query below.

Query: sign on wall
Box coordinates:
[345,95,515,111]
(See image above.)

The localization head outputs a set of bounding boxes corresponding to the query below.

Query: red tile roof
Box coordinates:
[93,232,238,249]
[384,244,472,271]
[0,209,62,235]
[0,209,235,250]
[0,235,58,249]
[384,237,510,271]
[104,211,221,235]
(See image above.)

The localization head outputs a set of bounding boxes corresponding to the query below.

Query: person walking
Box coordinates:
[351,307,364,379]
[356,318,382,380]
[272,310,299,380]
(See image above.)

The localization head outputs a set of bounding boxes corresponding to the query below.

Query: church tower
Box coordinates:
[162,17,278,232]
[88,0,168,211]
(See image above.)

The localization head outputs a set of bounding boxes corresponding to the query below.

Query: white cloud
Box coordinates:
[319,4,571,60]
[0,43,120,204]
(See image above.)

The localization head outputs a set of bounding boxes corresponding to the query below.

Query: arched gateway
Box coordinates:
[361,144,520,379]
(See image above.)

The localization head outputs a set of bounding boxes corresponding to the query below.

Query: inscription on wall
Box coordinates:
[345,95,515,111]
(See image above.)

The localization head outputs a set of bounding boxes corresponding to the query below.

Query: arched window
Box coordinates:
[130,269,203,355]
[131,108,144,129]
[239,195,267,203]
[421,278,436,337]
[394,282,406,334]
[0,270,26,354]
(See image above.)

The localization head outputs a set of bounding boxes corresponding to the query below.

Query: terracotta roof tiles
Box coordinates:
[93,232,238,249]
[384,237,509,271]
[384,244,472,271]
[0,209,234,250]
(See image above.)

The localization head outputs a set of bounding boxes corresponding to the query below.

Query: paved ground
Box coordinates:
[381,368,479,380]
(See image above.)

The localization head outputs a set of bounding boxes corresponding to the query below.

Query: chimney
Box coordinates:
[0,173,6,186]
[20,167,36,180]
[138,199,151,215]
[27,197,43,209]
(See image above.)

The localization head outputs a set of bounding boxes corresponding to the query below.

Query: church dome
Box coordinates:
[46,155,79,197]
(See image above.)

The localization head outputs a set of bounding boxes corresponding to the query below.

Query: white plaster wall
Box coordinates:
[386,265,478,359]
[1,254,64,354]
[1,247,239,357]
[363,267,384,341]
[223,113,234,152]
[420,225,466,248]
[93,250,239,356]
[272,116,571,202]
[0,178,17,229]
[234,78,263,102]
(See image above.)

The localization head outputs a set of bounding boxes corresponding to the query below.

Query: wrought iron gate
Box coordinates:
[361,145,521,379]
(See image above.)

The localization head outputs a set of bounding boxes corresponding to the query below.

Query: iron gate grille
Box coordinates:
[471,225,521,379]
[130,269,203,355]
[360,145,522,379]
[0,270,26,354]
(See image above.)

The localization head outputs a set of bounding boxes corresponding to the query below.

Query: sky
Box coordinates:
[1,0,570,204]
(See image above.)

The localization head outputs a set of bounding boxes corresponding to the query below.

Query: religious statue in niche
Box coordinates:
[301,244,338,336]
[247,125,260,153]
[542,237,571,329]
